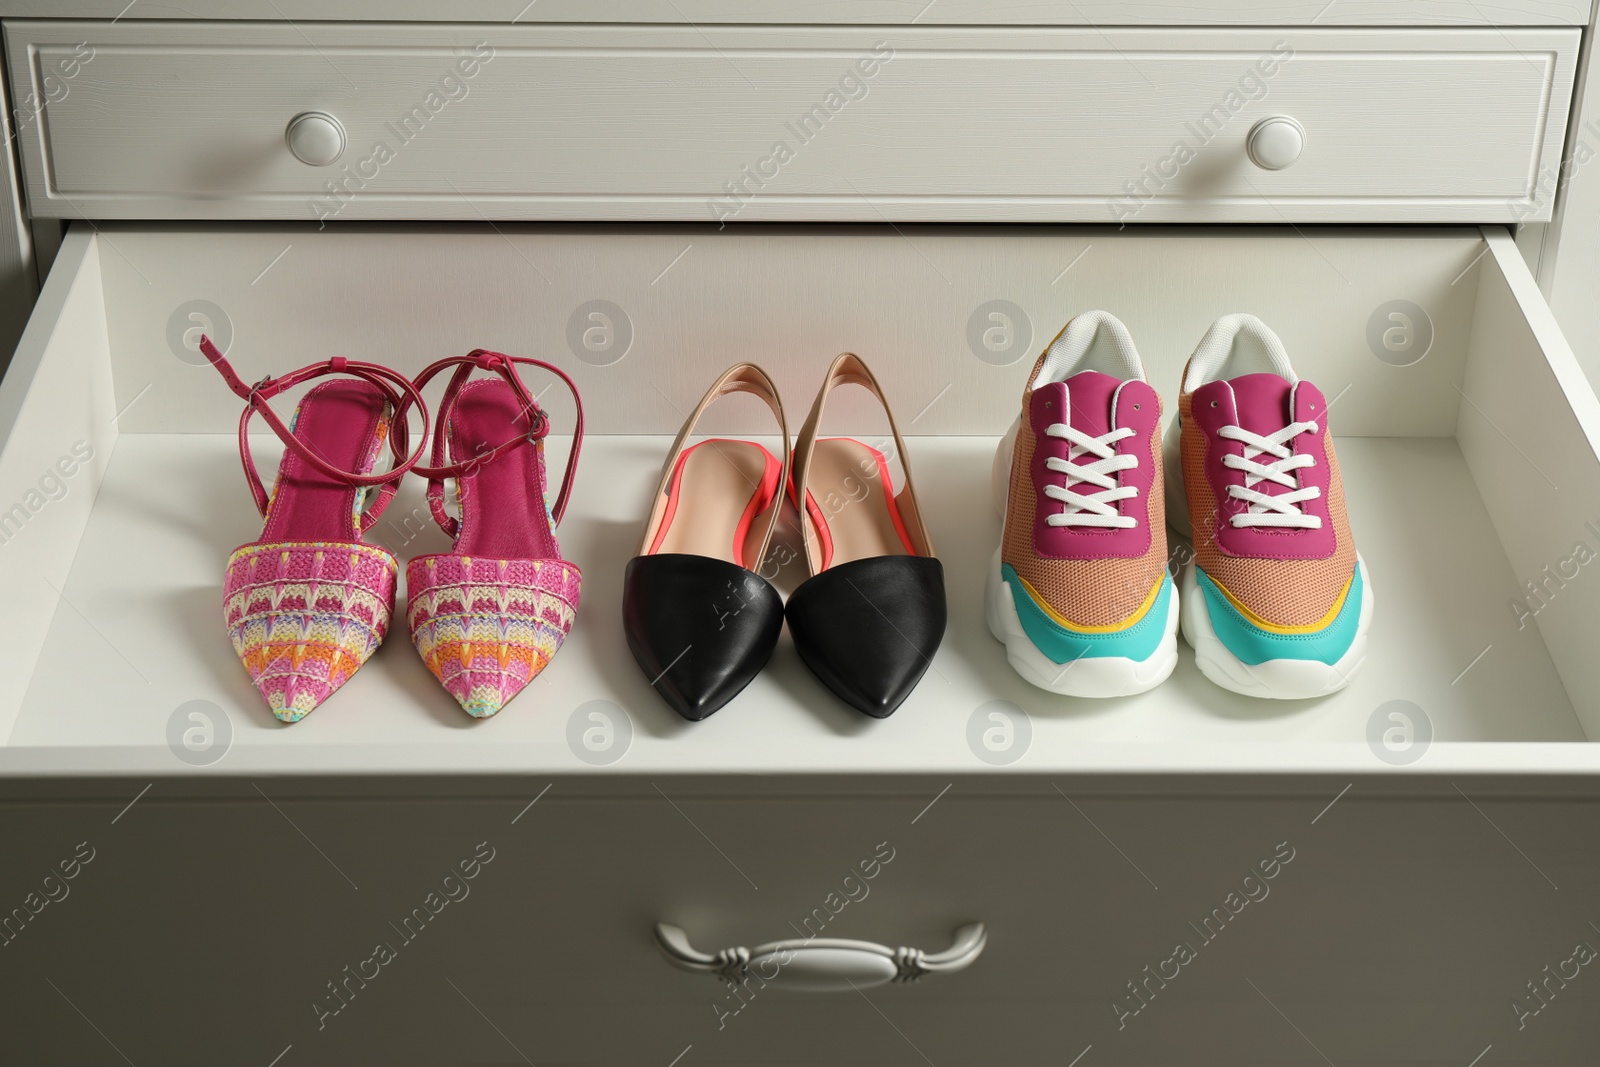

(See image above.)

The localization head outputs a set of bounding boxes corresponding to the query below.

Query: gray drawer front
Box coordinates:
[1,781,1596,1065]
[4,22,1578,224]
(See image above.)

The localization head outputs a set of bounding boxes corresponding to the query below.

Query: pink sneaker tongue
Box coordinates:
[1226,372,1297,504]
[1228,373,1294,437]
[1062,369,1122,438]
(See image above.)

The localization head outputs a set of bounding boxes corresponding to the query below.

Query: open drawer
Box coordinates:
[0,221,1597,777]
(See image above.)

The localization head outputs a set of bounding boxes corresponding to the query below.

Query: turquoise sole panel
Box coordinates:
[1002,565,1172,663]
[1197,566,1363,666]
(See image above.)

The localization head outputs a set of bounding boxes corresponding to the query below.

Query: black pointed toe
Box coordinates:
[785,556,946,718]
[786,353,946,718]
[622,364,791,720]
[623,555,784,722]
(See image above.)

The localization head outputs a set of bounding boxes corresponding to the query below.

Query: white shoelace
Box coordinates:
[1217,421,1322,528]
[1042,422,1139,528]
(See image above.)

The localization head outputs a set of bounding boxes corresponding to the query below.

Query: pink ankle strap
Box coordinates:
[402,349,585,537]
[200,336,430,529]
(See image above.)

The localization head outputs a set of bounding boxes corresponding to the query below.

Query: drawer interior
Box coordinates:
[1,222,1597,774]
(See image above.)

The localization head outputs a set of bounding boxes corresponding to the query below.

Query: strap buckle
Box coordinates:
[246,374,276,404]
[522,405,549,442]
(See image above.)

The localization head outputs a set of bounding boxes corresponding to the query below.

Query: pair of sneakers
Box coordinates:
[988,311,1371,700]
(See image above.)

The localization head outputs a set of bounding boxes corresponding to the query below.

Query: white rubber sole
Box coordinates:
[1180,555,1373,700]
[986,548,1180,698]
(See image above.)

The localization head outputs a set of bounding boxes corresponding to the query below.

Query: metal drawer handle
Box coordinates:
[654,922,986,992]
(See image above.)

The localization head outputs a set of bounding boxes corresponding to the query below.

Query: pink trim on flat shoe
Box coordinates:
[791,439,917,572]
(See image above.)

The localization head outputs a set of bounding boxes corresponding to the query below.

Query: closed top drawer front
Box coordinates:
[3,21,1578,224]
[2,1,1594,25]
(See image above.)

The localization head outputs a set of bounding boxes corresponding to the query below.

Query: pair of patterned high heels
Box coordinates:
[203,338,583,722]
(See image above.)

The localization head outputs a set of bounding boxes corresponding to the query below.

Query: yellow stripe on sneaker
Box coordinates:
[1017,571,1165,634]
[1207,569,1355,635]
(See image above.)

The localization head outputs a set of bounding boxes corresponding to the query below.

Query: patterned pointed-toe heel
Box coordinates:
[202,336,429,723]
[402,350,584,719]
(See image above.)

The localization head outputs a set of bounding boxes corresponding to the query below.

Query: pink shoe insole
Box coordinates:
[261,380,387,543]
[649,440,779,568]
[449,378,559,560]
[802,438,917,571]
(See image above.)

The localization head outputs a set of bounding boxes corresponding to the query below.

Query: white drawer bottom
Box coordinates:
[3,433,1580,762]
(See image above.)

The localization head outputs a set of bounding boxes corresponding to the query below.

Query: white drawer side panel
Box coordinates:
[0,229,114,744]
[1459,229,1600,741]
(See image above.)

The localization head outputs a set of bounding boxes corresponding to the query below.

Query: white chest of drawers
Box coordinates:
[1,4,1599,1066]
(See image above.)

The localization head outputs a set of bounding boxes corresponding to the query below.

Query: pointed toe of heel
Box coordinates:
[786,556,946,718]
[623,554,784,722]
[459,695,508,720]
[264,688,325,724]
[225,542,399,723]
[407,555,582,719]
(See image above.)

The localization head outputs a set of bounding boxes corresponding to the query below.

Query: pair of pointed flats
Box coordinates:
[206,338,583,723]
[622,355,946,721]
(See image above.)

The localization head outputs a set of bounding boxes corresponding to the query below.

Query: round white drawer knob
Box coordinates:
[285,111,346,167]
[1246,116,1305,171]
